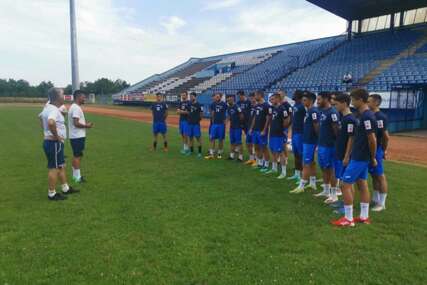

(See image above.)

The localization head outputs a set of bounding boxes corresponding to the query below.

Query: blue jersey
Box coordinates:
[292,103,306,134]
[151,102,168,123]
[351,110,377,161]
[374,111,388,149]
[318,107,340,147]
[269,105,290,137]
[228,104,242,129]
[210,101,227,124]
[237,100,251,128]
[188,102,203,125]
[335,113,357,160]
[303,107,319,144]
[179,101,190,122]
[253,102,270,131]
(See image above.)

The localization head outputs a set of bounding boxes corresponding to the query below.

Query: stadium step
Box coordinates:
[358,31,427,86]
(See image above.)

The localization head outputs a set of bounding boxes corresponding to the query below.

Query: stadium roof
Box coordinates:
[307,0,427,20]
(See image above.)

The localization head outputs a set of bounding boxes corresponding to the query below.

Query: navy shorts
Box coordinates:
[210,123,225,140]
[303,143,317,165]
[369,147,385,176]
[230,128,242,145]
[179,120,188,136]
[318,146,335,169]
[252,131,268,146]
[70,137,86,157]
[153,122,167,135]
[186,124,201,138]
[342,160,369,184]
[269,136,284,153]
[292,133,303,156]
[43,140,65,169]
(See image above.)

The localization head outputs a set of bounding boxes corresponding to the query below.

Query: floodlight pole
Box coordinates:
[70,0,80,93]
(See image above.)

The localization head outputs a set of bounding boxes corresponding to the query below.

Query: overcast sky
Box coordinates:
[0,0,346,86]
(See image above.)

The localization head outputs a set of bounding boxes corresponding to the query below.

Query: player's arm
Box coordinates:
[263,108,272,135]
[47,118,62,142]
[73,117,92,129]
[249,114,255,134]
[312,112,320,135]
[343,136,354,166]
[368,132,377,166]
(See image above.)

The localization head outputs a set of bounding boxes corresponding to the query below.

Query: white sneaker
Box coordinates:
[324,197,338,204]
[371,205,386,212]
[277,173,286,179]
[314,191,329,198]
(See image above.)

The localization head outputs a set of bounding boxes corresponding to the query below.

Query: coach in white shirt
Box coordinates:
[41,88,78,201]
[68,90,93,183]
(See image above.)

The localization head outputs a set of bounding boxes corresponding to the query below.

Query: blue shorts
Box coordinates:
[292,133,303,156]
[303,144,317,165]
[252,131,268,146]
[153,122,167,135]
[318,146,335,169]
[70,137,86,157]
[230,128,242,145]
[369,147,385,176]
[210,123,225,141]
[186,124,201,138]
[342,160,369,184]
[43,140,65,169]
[179,120,188,136]
[269,136,284,153]
[334,159,346,180]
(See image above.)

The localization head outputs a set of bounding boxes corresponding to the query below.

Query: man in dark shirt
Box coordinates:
[368,94,390,212]
[236,90,253,163]
[314,92,340,201]
[205,92,227,159]
[150,93,169,151]
[332,88,377,227]
[226,95,243,161]
[249,90,270,171]
[177,91,191,154]
[279,90,292,171]
[291,91,319,194]
[186,92,204,157]
[288,90,306,182]
[333,93,357,204]
[243,93,257,166]
[265,93,290,178]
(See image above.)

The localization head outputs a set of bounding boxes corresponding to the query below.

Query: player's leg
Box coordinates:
[372,174,388,211]
[71,139,83,183]
[57,142,78,195]
[236,128,243,162]
[355,178,371,224]
[217,124,225,158]
[228,129,235,160]
[291,144,312,193]
[278,151,287,179]
[161,133,168,151]
[152,132,159,151]
[288,134,303,181]
[206,125,216,159]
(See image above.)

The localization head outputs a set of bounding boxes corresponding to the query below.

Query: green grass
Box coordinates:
[0,105,426,284]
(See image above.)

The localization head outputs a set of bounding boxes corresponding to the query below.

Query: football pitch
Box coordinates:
[0,105,426,284]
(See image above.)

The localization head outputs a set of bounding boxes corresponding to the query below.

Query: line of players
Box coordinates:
[151,88,389,227]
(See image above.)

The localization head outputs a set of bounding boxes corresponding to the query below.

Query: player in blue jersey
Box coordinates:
[226,95,244,161]
[288,90,306,182]
[264,93,291,178]
[151,94,169,152]
[186,92,204,158]
[368,94,390,212]
[177,91,191,154]
[244,93,257,166]
[279,90,293,176]
[314,92,340,202]
[330,93,357,210]
[332,88,377,227]
[290,91,319,194]
[205,93,227,159]
[249,90,271,171]
[236,90,253,163]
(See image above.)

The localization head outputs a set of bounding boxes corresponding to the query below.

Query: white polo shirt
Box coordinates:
[40,104,67,140]
[68,103,86,139]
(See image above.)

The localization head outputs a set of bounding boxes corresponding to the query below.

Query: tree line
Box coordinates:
[0,78,130,98]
